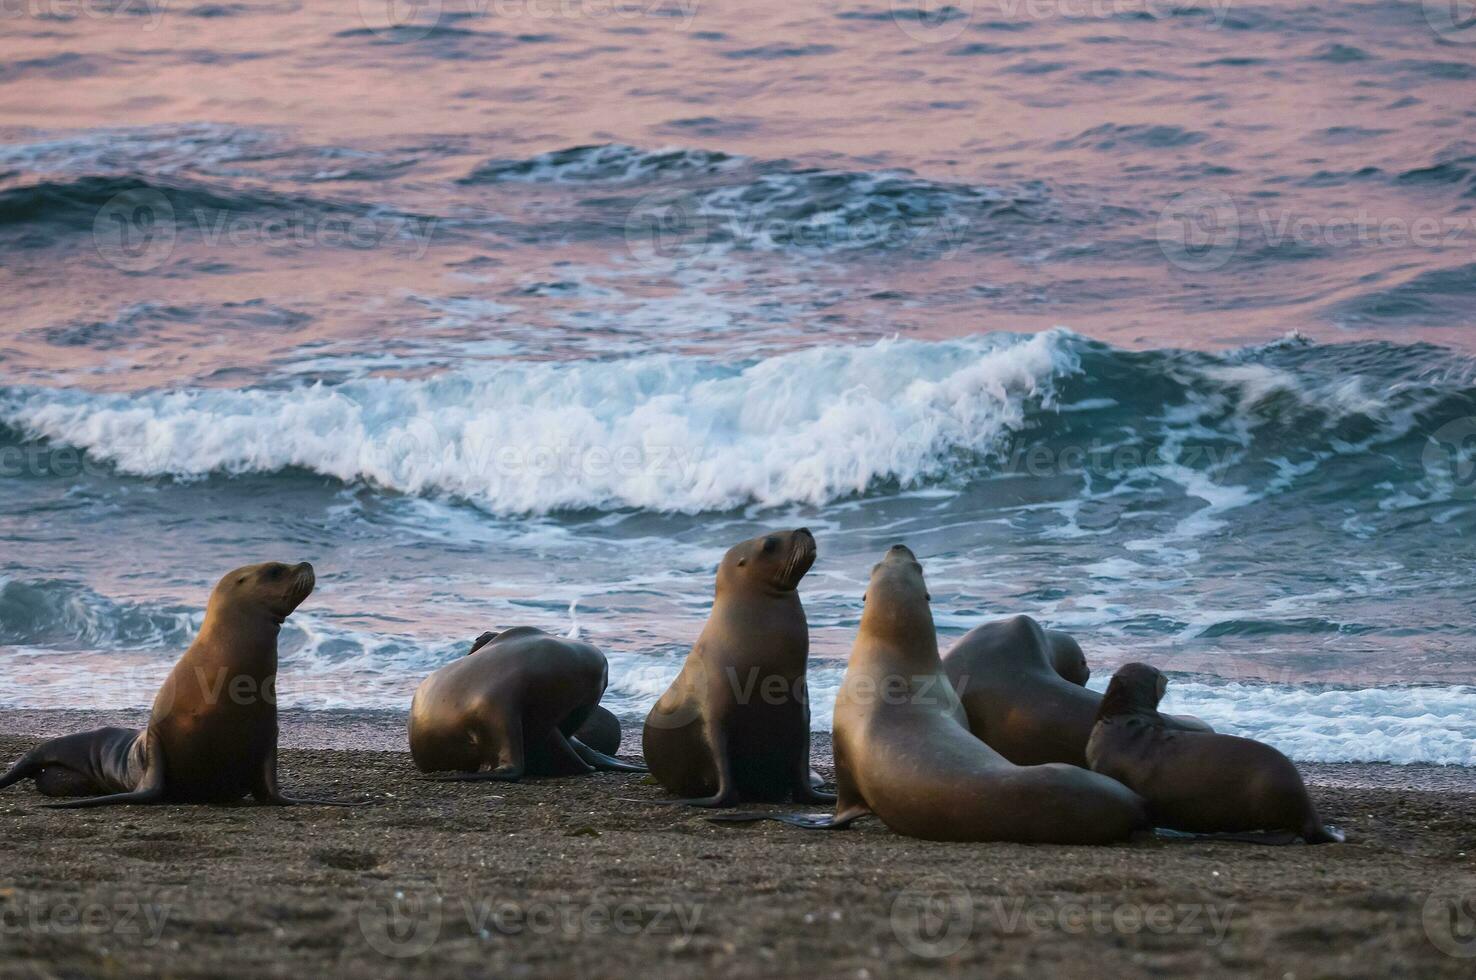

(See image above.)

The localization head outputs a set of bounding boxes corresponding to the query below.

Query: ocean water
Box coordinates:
[2,1,1475,764]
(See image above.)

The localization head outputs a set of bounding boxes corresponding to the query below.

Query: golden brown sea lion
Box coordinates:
[830,547,1147,841]
[409,627,643,780]
[0,562,361,807]
[1086,663,1342,844]
[641,528,832,806]
[941,615,1212,767]
[731,546,1146,841]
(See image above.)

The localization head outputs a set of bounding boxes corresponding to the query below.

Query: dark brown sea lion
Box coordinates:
[409,627,643,780]
[941,615,1212,767]
[0,562,360,807]
[472,631,624,754]
[751,545,1145,842]
[1046,629,1090,686]
[1086,663,1342,843]
[641,527,832,806]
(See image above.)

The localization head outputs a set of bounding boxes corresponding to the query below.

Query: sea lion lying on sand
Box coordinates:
[1087,663,1342,844]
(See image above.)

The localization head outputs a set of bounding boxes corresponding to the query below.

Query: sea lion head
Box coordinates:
[468,631,500,656]
[719,527,817,594]
[1098,662,1167,719]
[859,544,934,643]
[1050,633,1091,686]
[212,561,316,625]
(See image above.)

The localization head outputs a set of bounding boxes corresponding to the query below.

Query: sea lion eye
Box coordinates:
[736,557,747,567]
[267,566,283,579]
[761,538,778,554]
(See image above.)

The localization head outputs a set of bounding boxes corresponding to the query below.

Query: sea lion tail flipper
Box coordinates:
[0,742,49,789]
[44,785,167,809]
[43,732,165,808]
[569,738,648,773]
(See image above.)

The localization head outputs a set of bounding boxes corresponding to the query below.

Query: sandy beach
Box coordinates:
[1,713,1474,978]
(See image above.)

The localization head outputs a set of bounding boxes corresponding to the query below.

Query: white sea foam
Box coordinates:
[0,332,1076,515]
[1,609,1470,764]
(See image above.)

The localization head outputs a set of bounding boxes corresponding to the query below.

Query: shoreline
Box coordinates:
[1,727,1474,976]
[3,707,1474,793]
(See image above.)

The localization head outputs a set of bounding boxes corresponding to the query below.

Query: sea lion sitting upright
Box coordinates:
[813,546,1145,842]
[941,616,1212,767]
[409,627,644,780]
[1087,663,1342,844]
[642,528,832,806]
[0,562,359,807]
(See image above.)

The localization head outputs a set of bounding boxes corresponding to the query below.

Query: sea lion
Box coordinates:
[641,527,832,806]
[941,615,1212,767]
[1047,629,1090,686]
[1086,663,1342,843]
[0,562,359,807]
[409,627,643,780]
[475,631,624,755]
[767,545,1145,842]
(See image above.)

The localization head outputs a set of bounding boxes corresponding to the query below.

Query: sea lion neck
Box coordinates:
[194,601,282,667]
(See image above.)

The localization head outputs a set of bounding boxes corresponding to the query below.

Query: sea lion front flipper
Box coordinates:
[569,737,648,773]
[251,744,372,806]
[707,806,870,830]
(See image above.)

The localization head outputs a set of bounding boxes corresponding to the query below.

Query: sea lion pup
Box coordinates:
[0,562,361,808]
[762,546,1143,842]
[641,528,832,806]
[941,615,1212,767]
[410,628,645,780]
[1087,663,1343,844]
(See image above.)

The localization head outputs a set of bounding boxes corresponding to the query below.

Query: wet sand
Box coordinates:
[1,717,1474,978]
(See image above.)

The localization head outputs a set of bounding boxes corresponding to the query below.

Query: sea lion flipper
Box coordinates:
[43,786,165,809]
[707,807,868,830]
[569,738,648,773]
[0,752,40,790]
[44,733,165,809]
[251,744,372,806]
